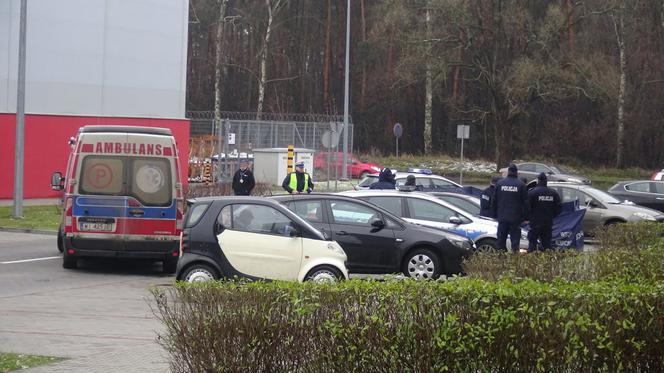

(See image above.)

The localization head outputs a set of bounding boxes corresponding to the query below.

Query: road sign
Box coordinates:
[457,125,470,139]
[321,130,341,149]
[393,123,403,138]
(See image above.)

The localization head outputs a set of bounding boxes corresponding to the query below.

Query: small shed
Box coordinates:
[253,148,315,186]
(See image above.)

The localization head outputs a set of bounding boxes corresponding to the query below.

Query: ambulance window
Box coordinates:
[79,156,124,196]
[130,158,172,206]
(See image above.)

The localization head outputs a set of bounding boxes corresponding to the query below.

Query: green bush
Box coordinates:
[152,279,664,373]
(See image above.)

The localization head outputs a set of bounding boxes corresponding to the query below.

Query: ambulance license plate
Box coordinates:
[78,218,115,232]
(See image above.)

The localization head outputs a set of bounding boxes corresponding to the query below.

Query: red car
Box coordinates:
[314,152,383,179]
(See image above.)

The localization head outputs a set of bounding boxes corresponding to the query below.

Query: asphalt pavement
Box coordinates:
[0,232,173,372]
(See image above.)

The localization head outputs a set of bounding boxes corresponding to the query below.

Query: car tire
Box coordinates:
[62,254,77,269]
[402,248,441,280]
[305,265,343,283]
[182,263,219,283]
[57,227,64,253]
[476,238,497,252]
[163,258,178,274]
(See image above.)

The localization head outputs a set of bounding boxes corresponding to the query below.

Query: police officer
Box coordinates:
[403,175,423,191]
[369,168,397,190]
[282,161,314,194]
[232,160,256,196]
[491,164,528,252]
[479,176,500,218]
[527,172,562,252]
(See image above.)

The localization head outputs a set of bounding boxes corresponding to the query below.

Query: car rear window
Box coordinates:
[186,203,209,228]
[79,156,124,196]
[358,175,377,187]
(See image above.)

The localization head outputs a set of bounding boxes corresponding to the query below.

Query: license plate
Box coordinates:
[79,222,114,232]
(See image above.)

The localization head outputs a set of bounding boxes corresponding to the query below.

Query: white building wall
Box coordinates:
[0,0,188,118]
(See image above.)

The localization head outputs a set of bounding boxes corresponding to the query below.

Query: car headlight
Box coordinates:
[632,212,656,221]
[443,233,473,251]
[327,242,346,256]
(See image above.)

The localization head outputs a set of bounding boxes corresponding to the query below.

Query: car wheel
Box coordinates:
[182,263,219,283]
[403,248,441,280]
[62,254,77,269]
[476,238,497,252]
[305,265,343,283]
[57,227,64,253]
[163,258,178,274]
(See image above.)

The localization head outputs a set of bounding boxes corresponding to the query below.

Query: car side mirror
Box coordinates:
[370,218,385,232]
[286,224,301,237]
[51,172,64,191]
[449,216,462,225]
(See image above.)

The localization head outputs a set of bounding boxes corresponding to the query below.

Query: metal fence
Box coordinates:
[187,111,355,183]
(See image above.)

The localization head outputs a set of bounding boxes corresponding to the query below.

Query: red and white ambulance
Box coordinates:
[51,126,184,273]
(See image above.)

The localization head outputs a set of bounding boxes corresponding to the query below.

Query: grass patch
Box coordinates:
[0,353,64,372]
[0,205,61,231]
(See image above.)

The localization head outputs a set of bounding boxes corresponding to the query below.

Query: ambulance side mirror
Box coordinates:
[51,172,64,191]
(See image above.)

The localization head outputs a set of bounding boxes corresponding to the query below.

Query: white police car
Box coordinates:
[339,189,528,251]
[357,168,462,190]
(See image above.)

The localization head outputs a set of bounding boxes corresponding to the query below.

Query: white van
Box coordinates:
[51,126,184,273]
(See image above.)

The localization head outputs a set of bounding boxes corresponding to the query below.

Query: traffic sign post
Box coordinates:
[456,125,470,185]
[393,123,403,158]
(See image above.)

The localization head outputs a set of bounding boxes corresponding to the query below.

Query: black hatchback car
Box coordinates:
[271,194,474,279]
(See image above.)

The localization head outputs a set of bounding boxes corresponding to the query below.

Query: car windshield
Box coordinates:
[358,175,377,187]
[586,188,622,204]
[550,165,573,174]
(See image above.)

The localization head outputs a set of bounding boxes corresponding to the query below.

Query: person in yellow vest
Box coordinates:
[282,161,314,194]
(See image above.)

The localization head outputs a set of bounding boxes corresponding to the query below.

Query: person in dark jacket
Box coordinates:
[369,168,396,190]
[527,172,562,252]
[232,160,256,196]
[479,176,500,218]
[282,161,314,194]
[491,164,529,252]
[403,175,423,191]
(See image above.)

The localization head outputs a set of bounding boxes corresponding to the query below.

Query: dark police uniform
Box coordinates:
[369,168,397,190]
[232,167,255,196]
[527,175,562,251]
[491,166,528,251]
[479,184,496,218]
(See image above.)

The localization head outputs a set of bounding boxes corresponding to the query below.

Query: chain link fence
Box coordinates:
[187,111,355,184]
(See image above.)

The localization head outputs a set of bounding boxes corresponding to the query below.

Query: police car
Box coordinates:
[339,189,529,251]
[357,168,462,190]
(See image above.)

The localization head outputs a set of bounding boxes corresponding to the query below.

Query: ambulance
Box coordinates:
[51,126,184,273]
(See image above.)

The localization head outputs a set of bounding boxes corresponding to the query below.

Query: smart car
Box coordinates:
[176,197,349,283]
[340,190,528,251]
[272,193,473,279]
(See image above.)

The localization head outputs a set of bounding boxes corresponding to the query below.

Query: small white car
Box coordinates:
[176,197,349,283]
[339,190,528,251]
[357,168,461,190]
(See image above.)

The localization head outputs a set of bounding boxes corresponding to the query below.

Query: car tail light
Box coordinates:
[64,197,73,232]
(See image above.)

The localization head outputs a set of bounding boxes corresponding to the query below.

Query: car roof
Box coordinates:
[339,189,469,213]
[189,196,284,205]
[80,125,172,136]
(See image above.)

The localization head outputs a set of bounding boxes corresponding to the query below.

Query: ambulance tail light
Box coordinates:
[64,197,73,232]
[176,199,184,233]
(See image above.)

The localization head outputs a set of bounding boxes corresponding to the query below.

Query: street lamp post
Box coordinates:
[13,0,28,219]
[341,0,350,180]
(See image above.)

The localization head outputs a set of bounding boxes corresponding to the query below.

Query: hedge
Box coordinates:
[152,279,664,372]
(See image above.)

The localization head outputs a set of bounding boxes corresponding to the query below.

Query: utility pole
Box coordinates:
[13,0,28,219]
[341,0,351,180]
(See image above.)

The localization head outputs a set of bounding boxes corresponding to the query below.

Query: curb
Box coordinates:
[0,226,58,236]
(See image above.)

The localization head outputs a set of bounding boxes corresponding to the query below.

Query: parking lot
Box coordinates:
[0,232,172,372]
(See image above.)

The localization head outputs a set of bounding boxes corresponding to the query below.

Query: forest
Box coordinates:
[186,0,664,169]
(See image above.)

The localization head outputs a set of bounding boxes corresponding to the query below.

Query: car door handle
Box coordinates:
[336,231,349,236]
[657,197,664,200]
[395,238,404,243]
[129,209,145,216]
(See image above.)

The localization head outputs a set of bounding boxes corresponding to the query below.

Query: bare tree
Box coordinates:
[257,0,287,120]
[612,2,627,168]
[214,0,230,126]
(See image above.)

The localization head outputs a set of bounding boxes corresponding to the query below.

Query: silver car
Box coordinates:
[500,162,591,184]
[548,182,664,236]
[357,170,461,190]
